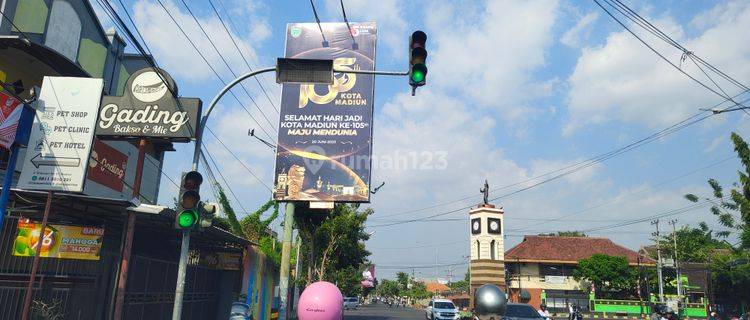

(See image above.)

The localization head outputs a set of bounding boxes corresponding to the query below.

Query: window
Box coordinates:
[490,240,496,260]
[46,0,81,61]
[540,264,564,276]
[434,302,455,309]
[505,304,542,318]
[475,240,480,259]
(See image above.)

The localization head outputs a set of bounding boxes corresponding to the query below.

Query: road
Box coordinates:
[344,303,424,320]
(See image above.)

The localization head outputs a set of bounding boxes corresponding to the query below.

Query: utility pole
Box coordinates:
[447,266,454,284]
[669,219,683,300]
[652,219,665,302]
[278,203,295,320]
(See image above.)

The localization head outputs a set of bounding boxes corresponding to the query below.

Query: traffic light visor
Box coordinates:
[180,190,200,209]
[177,209,199,228]
[182,171,203,190]
[411,63,427,84]
[411,31,426,47]
[411,47,427,65]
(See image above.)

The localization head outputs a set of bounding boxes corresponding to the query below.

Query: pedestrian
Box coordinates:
[538,305,551,320]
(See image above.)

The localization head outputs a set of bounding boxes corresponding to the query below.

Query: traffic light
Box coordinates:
[409,30,428,94]
[176,171,203,229]
[199,202,218,229]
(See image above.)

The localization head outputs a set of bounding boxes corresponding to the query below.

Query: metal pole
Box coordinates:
[172,67,276,316]
[0,142,20,232]
[21,190,53,320]
[670,220,683,299]
[652,220,665,302]
[173,230,190,320]
[278,202,295,320]
[113,138,147,320]
[292,235,302,314]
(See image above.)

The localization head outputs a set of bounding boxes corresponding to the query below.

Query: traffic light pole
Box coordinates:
[173,67,275,319]
[173,63,412,318]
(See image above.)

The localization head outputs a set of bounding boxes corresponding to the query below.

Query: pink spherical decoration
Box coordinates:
[297,281,343,320]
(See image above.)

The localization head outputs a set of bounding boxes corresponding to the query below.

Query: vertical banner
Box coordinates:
[273,22,377,203]
[0,92,23,149]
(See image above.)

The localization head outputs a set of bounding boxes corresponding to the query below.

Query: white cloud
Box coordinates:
[132,0,264,83]
[321,0,407,59]
[424,0,559,122]
[565,2,750,134]
[560,12,598,48]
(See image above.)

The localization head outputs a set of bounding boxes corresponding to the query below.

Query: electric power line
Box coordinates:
[204,126,271,191]
[152,0,276,140]
[208,0,280,114]
[177,0,277,130]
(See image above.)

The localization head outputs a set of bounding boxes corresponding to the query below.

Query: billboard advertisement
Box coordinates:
[273,22,377,203]
[12,218,104,260]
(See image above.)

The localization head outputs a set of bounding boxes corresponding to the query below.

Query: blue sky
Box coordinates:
[95,0,750,280]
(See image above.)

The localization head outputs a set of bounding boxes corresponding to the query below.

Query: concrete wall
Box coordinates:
[241,245,279,320]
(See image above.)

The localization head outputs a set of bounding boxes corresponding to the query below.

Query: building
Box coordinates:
[504,235,654,311]
[0,1,257,319]
[468,204,506,308]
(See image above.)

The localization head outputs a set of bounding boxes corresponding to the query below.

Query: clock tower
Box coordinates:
[469,203,506,307]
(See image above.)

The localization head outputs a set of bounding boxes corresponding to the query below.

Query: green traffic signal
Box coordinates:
[410,64,427,84]
[177,209,199,228]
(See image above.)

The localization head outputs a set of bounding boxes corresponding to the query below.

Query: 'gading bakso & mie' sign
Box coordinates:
[96,68,201,142]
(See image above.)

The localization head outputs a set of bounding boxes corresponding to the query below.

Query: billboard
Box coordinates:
[273,22,377,203]
[12,218,104,260]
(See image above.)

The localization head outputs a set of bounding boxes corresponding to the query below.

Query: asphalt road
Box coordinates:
[343,303,425,320]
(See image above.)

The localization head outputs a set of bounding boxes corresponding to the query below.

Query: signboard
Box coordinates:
[17,77,102,192]
[12,218,104,260]
[273,22,377,202]
[544,275,566,284]
[96,68,201,141]
[0,91,23,149]
[88,139,127,192]
[190,249,242,270]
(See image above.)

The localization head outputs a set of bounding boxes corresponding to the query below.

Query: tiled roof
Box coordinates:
[424,282,451,293]
[505,236,654,265]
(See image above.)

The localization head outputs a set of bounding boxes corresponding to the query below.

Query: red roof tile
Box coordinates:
[424,282,451,293]
[505,236,654,265]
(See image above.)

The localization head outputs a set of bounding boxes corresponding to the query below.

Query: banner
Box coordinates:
[0,92,23,149]
[12,218,104,260]
[88,139,127,192]
[273,22,377,203]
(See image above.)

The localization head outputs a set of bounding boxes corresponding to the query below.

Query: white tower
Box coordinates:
[469,204,506,306]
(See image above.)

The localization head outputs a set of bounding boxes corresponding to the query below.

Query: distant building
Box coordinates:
[424,281,451,296]
[504,235,655,311]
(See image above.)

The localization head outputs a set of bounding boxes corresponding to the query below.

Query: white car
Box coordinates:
[425,299,459,320]
[343,297,359,310]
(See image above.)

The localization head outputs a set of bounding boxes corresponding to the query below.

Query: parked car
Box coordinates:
[503,303,546,320]
[426,299,460,320]
[343,297,359,310]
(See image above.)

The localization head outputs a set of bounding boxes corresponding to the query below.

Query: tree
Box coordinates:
[572,254,636,298]
[376,279,400,298]
[396,272,410,291]
[296,204,371,286]
[656,223,730,263]
[685,132,750,249]
[448,272,469,292]
[215,185,287,266]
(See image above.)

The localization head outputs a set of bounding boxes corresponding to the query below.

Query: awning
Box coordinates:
[0,35,89,78]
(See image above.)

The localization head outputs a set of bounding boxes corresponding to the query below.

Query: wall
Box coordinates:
[241,245,279,320]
